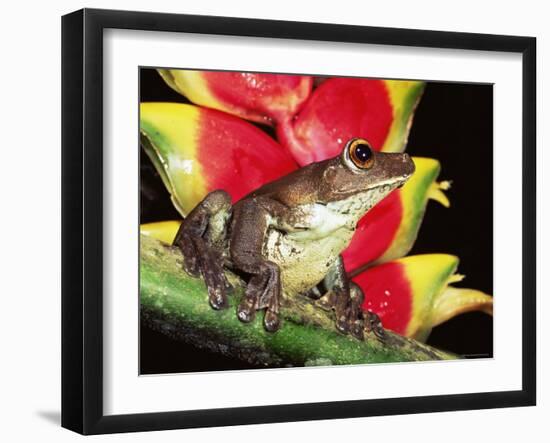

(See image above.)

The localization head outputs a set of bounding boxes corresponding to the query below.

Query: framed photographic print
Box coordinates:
[62,8,536,435]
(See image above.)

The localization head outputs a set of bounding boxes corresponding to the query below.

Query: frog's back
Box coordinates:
[243,161,328,207]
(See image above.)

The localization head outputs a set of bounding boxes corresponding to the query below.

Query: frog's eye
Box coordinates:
[347,138,375,170]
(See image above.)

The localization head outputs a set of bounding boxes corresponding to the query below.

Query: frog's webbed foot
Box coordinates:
[319,283,387,341]
[173,190,232,310]
[317,282,365,340]
[316,257,381,341]
[364,309,386,340]
[347,283,367,339]
[236,260,281,332]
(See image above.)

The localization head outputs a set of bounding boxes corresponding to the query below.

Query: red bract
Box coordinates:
[278,78,392,165]
[143,69,493,340]
[277,78,425,165]
[197,105,298,200]
[342,157,451,273]
[354,255,492,340]
[343,191,402,272]
[140,102,298,216]
[204,72,312,125]
[158,69,313,126]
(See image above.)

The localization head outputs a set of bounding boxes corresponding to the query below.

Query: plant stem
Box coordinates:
[140,235,457,367]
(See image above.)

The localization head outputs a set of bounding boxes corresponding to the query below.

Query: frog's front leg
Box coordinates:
[230,198,283,332]
[173,190,232,310]
[327,257,365,340]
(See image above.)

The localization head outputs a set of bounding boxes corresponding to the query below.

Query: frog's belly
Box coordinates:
[264,228,354,296]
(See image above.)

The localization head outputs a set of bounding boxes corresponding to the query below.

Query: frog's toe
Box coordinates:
[335,315,350,334]
[347,283,365,339]
[350,318,365,340]
[333,295,351,334]
[237,309,253,323]
[183,256,201,277]
[264,310,281,332]
[208,288,228,310]
[199,253,230,310]
[364,310,386,340]
[237,298,256,323]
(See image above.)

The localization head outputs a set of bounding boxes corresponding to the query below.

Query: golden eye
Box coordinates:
[349,139,375,169]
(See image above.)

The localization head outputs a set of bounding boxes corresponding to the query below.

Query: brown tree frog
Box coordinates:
[174,138,415,340]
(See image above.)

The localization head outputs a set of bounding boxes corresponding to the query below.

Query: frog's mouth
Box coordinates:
[328,179,405,220]
[364,178,407,206]
[371,177,408,195]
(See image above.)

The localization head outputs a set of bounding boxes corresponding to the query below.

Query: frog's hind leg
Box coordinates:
[173,190,232,310]
[230,199,282,332]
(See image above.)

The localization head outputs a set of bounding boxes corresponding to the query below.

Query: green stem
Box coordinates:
[140,235,457,367]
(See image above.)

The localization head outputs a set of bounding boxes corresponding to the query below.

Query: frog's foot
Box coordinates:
[176,231,229,310]
[347,283,366,340]
[364,309,386,340]
[177,230,201,278]
[316,283,365,340]
[195,241,230,310]
[237,261,281,332]
[173,190,232,310]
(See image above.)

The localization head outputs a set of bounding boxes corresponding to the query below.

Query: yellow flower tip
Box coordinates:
[140,220,182,245]
[438,180,452,191]
[431,286,493,328]
[400,253,459,275]
[428,180,451,208]
[447,273,465,284]
[157,69,178,91]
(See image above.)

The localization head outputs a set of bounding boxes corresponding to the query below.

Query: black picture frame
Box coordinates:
[62,8,536,435]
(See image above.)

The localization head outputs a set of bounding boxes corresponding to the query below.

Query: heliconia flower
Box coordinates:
[157,69,313,126]
[141,220,182,244]
[140,102,298,216]
[343,157,451,273]
[277,78,425,165]
[354,254,493,341]
[141,71,493,345]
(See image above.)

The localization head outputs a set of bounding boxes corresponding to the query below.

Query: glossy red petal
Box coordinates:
[140,102,298,215]
[204,72,313,124]
[197,107,298,202]
[158,69,312,125]
[277,78,394,165]
[355,261,412,336]
[343,157,451,273]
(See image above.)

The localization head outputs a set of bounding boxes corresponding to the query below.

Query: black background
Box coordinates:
[139,69,493,374]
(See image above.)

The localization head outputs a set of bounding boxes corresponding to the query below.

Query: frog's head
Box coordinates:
[318,138,415,221]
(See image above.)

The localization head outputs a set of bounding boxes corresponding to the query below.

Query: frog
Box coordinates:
[173,137,415,340]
